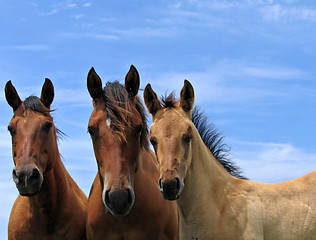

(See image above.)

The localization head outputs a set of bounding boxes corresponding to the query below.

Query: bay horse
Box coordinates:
[144,80,316,240]
[5,79,87,240]
[86,66,178,240]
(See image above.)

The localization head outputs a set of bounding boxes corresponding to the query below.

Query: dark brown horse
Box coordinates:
[5,79,87,239]
[86,66,178,240]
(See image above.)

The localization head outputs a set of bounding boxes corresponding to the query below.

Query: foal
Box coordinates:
[86,66,178,240]
[144,80,316,240]
[5,79,87,240]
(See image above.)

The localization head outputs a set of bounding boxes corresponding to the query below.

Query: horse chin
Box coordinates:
[17,184,42,197]
[106,206,133,217]
[160,191,181,201]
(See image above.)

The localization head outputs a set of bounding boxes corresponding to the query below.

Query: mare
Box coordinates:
[144,80,316,240]
[86,66,178,240]
[5,79,87,239]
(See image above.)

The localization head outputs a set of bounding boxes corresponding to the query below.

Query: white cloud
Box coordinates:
[60,32,119,41]
[83,2,92,7]
[13,44,50,51]
[230,139,316,182]
[111,27,178,38]
[67,3,77,8]
[145,60,307,105]
[72,14,83,19]
[261,4,316,21]
[240,66,305,79]
[40,8,58,16]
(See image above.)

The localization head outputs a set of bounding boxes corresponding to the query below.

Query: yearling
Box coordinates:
[5,79,87,240]
[144,80,316,240]
[86,66,178,240]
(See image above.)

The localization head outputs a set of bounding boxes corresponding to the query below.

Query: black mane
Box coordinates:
[161,93,246,179]
[23,96,65,140]
[101,81,149,148]
[191,107,246,179]
[24,96,50,114]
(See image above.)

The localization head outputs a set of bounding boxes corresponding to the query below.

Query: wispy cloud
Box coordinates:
[54,88,91,105]
[261,4,316,21]
[13,44,50,51]
[83,2,92,8]
[239,66,305,80]
[146,60,308,105]
[40,8,58,16]
[60,32,119,41]
[231,139,316,183]
[111,26,178,38]
[72,14,83,19]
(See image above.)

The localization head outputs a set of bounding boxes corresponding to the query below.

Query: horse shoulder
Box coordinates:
[8,196,32,239]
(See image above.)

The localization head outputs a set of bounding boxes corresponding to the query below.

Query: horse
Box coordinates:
[86,65,179,240]
[144,79,316,240]
[5,79,87,240]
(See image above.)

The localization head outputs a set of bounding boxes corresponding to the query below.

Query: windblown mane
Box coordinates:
[24,96,50,114]
[101,81,149,148]
[23,96,65,140]
[161,93,246,179]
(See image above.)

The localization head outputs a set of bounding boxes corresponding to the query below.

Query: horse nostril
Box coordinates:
[29,168,40,180]
[104,189,111,205]
[158,178,163,189]
[126,188,133,204]
[12,169,19,183]
[175,177,180,191]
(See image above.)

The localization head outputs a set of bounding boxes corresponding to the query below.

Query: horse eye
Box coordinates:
[183,134,193,143]
[88,126,96,138]
[150,137,157,148]
[8,125,16,136]
[135,124,143,136]
[42,122,53,133]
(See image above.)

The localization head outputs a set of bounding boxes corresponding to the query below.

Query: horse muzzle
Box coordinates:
[102,188,135,216]
[159,177,183,201]
[12,164,43,196]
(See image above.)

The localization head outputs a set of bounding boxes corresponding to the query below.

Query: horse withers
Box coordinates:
[144,80,316,240]
[5,79,87,239]
[86,66,178,240]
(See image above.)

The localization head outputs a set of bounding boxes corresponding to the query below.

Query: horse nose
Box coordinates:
[103,188,135,216]
[12,165,43,196]
[13,166,41,184]
[159,177,180,201]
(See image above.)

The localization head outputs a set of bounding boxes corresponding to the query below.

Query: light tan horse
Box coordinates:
[5,79,87,239]
[86,66,178,240]
[144,79,316,240]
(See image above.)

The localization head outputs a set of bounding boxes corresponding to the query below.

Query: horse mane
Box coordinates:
[161,93,246,179]
[101,81,149,148]
[161,92,178,108]
[23,96,66,141]
[24,96,51,114]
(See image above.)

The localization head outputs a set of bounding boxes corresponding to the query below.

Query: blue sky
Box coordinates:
[1,0,316,238]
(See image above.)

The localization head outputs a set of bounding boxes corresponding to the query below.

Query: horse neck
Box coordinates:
[28,142,70,216]
[177,127,234,217]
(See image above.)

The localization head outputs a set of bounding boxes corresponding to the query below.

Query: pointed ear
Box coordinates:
[180,80,194,112]
[5,81,22,111]
[87,67,103,100]
[143,83,162,117]
[40,78,54,109]
[125,65,140,98]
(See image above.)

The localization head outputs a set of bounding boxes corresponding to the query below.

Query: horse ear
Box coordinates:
[125,65,140,98]
[87,67,103,100]
[144,83,162,117]
[40,78,54,109]
[5,81,22,111]
[180,80,194,112]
